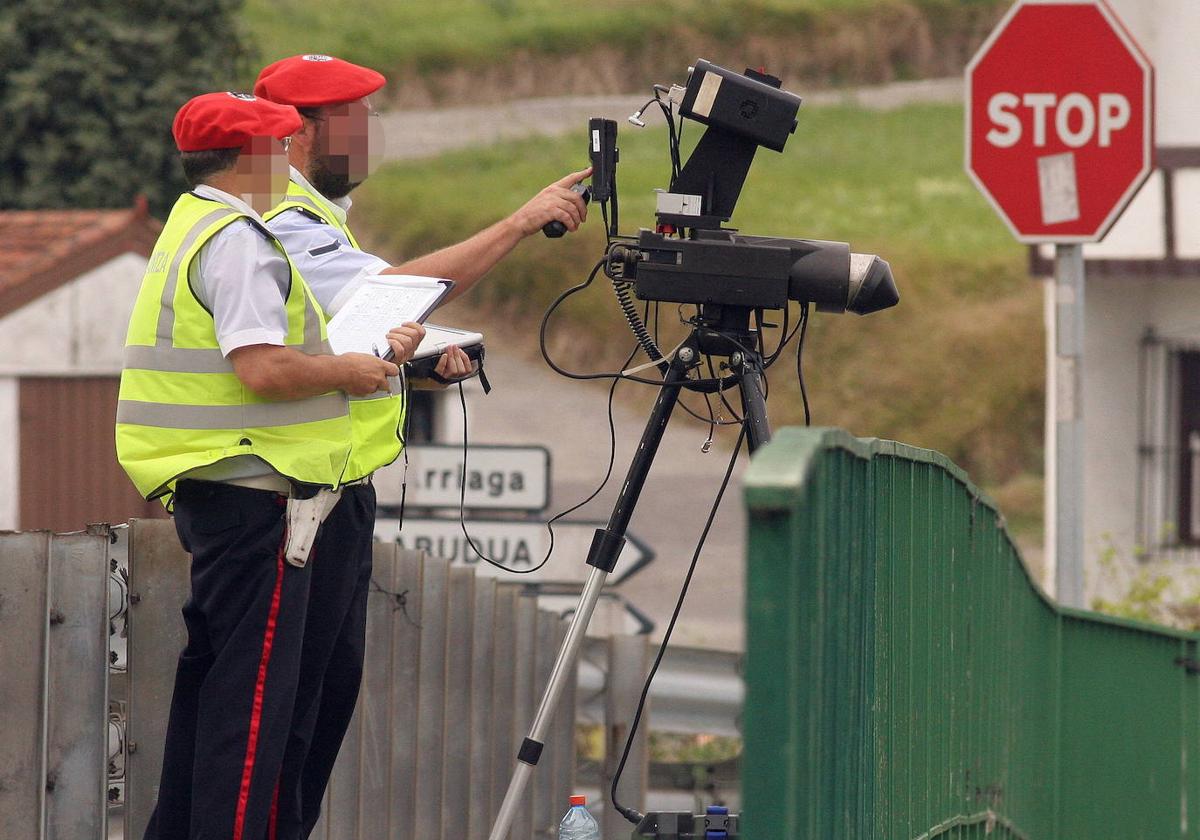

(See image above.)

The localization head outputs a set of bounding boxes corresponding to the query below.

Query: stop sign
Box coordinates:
[966,0,1153,243]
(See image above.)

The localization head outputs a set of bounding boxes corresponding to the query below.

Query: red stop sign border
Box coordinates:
[965,0,1154,244]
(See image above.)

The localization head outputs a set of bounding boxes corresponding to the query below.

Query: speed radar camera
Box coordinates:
[493,61,901,840]
[599,59,899,316]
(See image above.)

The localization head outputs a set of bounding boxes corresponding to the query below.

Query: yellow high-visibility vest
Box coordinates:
[264,178,406,482]
[116,192,352,500]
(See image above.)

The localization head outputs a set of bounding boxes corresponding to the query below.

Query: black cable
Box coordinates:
[371,371,412,604]
[610,422,747,824]
[539,258,736,390]
[762,303,796,368]
[797,302,811,425]
[452,342,639,574]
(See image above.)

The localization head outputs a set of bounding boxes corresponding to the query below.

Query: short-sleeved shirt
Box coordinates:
[264,167,390,316]
[189,185,290,357]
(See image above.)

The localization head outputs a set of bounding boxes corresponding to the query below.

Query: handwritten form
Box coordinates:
[325,275,449,356]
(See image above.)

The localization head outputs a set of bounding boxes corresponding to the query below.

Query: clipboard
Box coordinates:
[325,274,455,360]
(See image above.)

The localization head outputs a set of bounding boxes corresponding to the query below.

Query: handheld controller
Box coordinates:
[541,183,592,238]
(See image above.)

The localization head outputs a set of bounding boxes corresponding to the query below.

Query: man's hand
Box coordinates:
[412,345,475,390]
[339,353,399,396]
[435,346,474,379]
[386,322,426,364]
[509,167,592,237]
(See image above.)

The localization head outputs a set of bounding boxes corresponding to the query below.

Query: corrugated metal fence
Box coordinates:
[1,519,577,840]
[0,527,112,840]
[742,427,1200,839]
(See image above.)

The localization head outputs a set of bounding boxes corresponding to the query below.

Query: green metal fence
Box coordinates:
[742,428,1200,840]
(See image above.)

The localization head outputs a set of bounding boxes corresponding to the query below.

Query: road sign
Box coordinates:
[373,516,654,585]
[965,0,1153,243]
[374,444,551,512]
[534,590,655,636]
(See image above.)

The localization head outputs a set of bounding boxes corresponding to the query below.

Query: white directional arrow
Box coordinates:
[373,517,654,585]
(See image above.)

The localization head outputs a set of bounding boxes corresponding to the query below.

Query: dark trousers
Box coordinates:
[143,480,375,840]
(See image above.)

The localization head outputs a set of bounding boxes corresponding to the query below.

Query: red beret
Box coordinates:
[172,92,301,152]
[254,54,386,108]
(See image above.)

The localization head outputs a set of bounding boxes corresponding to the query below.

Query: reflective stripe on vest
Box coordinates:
[264,178,407,481]
[117,193,352,499]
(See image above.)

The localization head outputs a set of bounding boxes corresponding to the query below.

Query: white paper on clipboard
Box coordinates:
[325,275,452,357]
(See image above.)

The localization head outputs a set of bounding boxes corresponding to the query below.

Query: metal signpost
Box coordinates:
[966,0,1153,607]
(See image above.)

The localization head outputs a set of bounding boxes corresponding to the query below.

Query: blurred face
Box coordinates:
[298,97,384,199]
[234,135,292,213]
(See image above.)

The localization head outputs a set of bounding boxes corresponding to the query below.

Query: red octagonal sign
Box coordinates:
[966,0,1154,243]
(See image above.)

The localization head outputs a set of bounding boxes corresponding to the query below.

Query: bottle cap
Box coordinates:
[569,795,586,806]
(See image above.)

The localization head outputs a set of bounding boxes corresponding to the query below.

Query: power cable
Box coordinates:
[610,422,747,824]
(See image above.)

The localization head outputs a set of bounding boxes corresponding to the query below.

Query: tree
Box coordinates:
[0,0,250,217]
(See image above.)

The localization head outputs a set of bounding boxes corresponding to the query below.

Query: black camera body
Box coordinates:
[591,60,898,316]
[622,228,897,315]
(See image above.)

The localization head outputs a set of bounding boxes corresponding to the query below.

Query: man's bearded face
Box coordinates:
[306,98,383,199]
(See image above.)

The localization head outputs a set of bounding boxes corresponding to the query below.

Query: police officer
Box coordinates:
[249,55,591,838]
[116,92,422,840]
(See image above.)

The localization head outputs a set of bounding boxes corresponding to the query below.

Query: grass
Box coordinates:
[240,0,1005,88]
[351,101,1046,536]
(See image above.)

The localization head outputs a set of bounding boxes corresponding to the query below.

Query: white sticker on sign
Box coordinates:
[1038,152,1080,225]
[592,129,601,153]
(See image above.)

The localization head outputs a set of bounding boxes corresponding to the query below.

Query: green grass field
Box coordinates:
[242,0,1004,88]
[352,102,1045,535]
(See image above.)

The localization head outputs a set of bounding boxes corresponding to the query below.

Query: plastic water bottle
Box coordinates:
[558,794,600,840]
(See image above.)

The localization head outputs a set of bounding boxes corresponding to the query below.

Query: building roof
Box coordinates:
[0,197,161,318]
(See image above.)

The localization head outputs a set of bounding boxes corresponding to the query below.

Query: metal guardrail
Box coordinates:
[0,520,744,840]
[0,527,112,840]
[577,639,743,738]
[742,427,1200,839]
[120,518,578,840]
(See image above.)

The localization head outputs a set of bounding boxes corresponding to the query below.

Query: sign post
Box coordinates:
[1054,242,1085,606]
[966,0,1153,606]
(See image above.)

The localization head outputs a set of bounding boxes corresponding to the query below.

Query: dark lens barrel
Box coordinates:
[784,238,899,314]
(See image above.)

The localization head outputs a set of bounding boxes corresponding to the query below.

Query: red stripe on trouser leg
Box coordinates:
[269,778,279,840]
[232,542,286,840]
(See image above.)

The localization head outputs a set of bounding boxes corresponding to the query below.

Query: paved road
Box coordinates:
[381,77,963,161]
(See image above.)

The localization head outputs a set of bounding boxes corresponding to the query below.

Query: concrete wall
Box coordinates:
[0,378,17,530]
[0,252,147,530]
[1108,0,1200,148]
[0,251,146,378]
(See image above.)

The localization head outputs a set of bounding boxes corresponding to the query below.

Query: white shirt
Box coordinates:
[264,167,390,316]
[189,185,290,357]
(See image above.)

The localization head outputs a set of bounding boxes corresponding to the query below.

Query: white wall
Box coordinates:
[0,252,147,529]
[0,377,17,530]
[1081,275,1200,601]
[0,251,147,377]
[1107,0,1200,148]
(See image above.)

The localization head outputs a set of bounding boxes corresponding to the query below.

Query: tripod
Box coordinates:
[488,305,771,840]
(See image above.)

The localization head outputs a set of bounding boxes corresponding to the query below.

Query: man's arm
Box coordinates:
[230,322,427,401]
[383,167,591,303]
[230,346,397,401]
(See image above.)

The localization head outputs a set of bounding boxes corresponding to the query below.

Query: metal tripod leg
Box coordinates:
[487,350,693,840]
[735,348,771,453]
